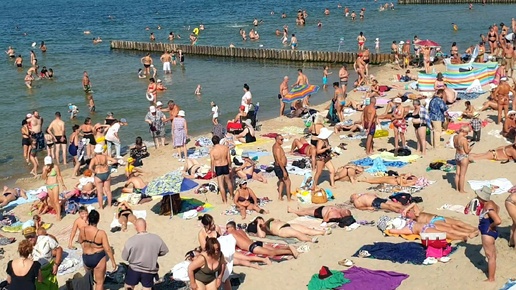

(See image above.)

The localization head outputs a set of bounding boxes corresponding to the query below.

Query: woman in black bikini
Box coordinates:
[21,119,31,164]
[247,216,327,243]
[236,119,256,144]
[117,201,136,232]
[89,144,118,209]
[79,117,96,158]
[79,210,116,290]
[312,128,336,191]
[233,180,268,219]
[487,27,498,54]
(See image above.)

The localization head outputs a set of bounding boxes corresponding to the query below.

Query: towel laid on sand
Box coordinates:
[369,152,421,163]
[336,266,409,290]
[384,230,421,241]
[468,178,513,195]
[352,157,407,168]
[353,242,429,265]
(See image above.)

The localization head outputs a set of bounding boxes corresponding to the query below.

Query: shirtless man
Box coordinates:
[402,41,411,69]
[338,64,349,93]
[160,51,172,74]
[272,135,291,201]
[355,54,366,86]
[357,32,366,51]
[350,192,405,212]
[288,205,352,222]
[5,46,15,58]
[68,206,88,250]
[1,186,28,207]
[333,82,346,122]
[503,40,515,77]
[82,71,92,93]
[293,69,310,106]
[141,53,153,75]
[122,174,147,194]
[48,112,67,164]
[210,135,233,203]
[278,76,289,116]
[494,77,516,124]
[422,46,431,74]
[290,34,298,50]
[14,55,22,67]
[362,97,377,155]
[225,221,299,258]
[29,111,45,150]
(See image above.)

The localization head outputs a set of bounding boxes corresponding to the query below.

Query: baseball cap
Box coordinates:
[156,101,163,107]
[149,106,156,113]
[23,226,37,238]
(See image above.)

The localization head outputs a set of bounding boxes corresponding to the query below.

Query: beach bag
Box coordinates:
[65,200,80,215]
[311,189,328,204]
[464,198,483,216]
[160,194,182,216]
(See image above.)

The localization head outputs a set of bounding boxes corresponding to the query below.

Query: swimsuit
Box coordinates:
[429,216,445,225]
[214,165,230,176]
[273,164,288,180]
[54,135,67,144]
[96,171,110,182]
[478,208,498,239]
[313,206,324,219]
[83,131,96,145]
[322,76,328,85]
[193,254,223,285]
[506,194,516,206]
[82,230,106,268]
[298,143,309,155]
[365,123,376,136]
[372,197,387,210]
[248,241,263,253]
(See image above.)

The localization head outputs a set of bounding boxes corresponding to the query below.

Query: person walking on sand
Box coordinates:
[145,106,167,148]
[83,71,92,93]
[89,144,118,209]
[48,112,67,164]
[362,97,377,155]
[210,135,233,204]
[141,53,153,76]
[453,126,472,193]
[160,50,172,74]
[122,219,169,290]
[278,76,289,116]
[272,135,291,201]
[68,206,88,250]
[339,64,349,93]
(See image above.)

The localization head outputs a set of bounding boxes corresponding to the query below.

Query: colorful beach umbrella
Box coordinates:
[283,84,320,103]
[414,39,441,47]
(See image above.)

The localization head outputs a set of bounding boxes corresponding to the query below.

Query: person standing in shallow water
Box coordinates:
[83,71,92,93]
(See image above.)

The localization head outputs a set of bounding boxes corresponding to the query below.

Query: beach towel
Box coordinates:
[353,242,428,265]
[308,270,349,290]
[340,131,367,140]
[236,243,293,262]
[437,204,466,214]
[383,230,421,241]
[37,261,59,290]
[369,152,421,163]
[2,222,52,233]
[364,158,388,173]
[468,178,513,195]
[58,249,83,276]
[71,195,107,205]
[218,234,236,282]
[352,157,408,168]
[500,279,516,290]
[286,164,311,176]
[457,91,485,100]
[335,266,409,290]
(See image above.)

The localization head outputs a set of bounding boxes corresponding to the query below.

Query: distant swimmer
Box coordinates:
[317,20,322,28]
[344,7,349,17]
[275,29,281,36]
[84,30,91,34]
[150,32,155,41]
[199,24,205,30]
[375,38,380,51]
[194,84,202,95]
[452,23,458,31]
[30,50,37,66]
[138,68,146,79]
[88,95,95,113]
[469,3,473,9]
[351,10,356,20]
[6,46,15,58]
[92,37,102,44]
[359,8,365,20]
[157,25,162,30]
[290,34,298,50]
[40,41,47,52]
[24,72,34,89]
[324,8,330,15]
[168,32,175,41]
[281,12,287,18]
[338,3,342,8]
[15,55,23,67]
[82,71,92,93]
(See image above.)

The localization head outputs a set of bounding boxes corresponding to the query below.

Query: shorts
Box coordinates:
[506,57,514,70]
[16,63,22,67]
[143,64,150,68]
[314,206,324,219]
[273,165,288,180]
[124,267,158,288]
[277,93,282,100]
[366,123,376,136]
[163,62,171,71]
[340,79,348,87]
[22,138,31,146]
[90,105,96,112]
[54,136,67,144]
[364,59,370,64]
[322,76,328,85]
[372,198,387,210]
[248,241,263,253]
[215,165,230,176]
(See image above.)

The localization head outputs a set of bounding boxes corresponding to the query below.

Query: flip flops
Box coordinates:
[358,250,371,258]
[110,226,121,233]
[338,259,354,267]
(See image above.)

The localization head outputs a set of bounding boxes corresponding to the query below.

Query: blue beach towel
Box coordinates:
[364,158,387,173]
[457,91,485,100]
[352,157,408,168]
[72,196,107,205]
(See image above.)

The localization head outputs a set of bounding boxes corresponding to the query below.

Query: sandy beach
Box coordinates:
[3,61,516,290]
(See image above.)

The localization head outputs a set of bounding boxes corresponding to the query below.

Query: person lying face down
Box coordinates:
[350,193,405,213]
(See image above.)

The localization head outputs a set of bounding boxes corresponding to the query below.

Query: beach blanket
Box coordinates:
[286,164,311,176]
[500,279,516,290]
[369,152,421,163]
[335,266,409,290]
[58,249,83,276]
[353,242,457,265]
[457,91,485,100]
[235,138,273,149]
[468,178,513,195]
[187,148,209,159]
[236,243,294,262]
[308,270,349,290]
[364,158,388,173]
[340,131,367,140]
[352,157,407,168]
[2,222,52,233]
[37,261,59,290]
[71,196,107,205]
[254,235,299,244]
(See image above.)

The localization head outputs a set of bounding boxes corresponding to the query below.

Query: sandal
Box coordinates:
[338,259,354,267]
[358,250,371,258]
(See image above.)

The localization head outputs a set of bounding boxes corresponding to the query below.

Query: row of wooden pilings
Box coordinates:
[110,41,394,64]
[398,0,516,4]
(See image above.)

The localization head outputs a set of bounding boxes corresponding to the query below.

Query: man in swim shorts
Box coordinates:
[141,53,153,76]
[160,50,172,74]
[209,135,233,204]
[48,112,67,165]
[225,221,299,258]
[288,205,352,222]
[290,34,298,50]
[272,135,291,201]
[362,97,377,155]
[350,193,405,212]
[338,64,349,93]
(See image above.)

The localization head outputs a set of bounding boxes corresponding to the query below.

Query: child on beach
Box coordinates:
[462,101,475,118]
[29,138,39,176]
[194,84,202,95]
[88,95,95,112]
[31,192,49,215]
[470,113,482,142]
[211,101,219,125]
[68,206,88,249]
[22,214,44,231]
[322,66,332,89]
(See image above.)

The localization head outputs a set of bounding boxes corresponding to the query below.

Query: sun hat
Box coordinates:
[149,106,156,113]
[37,191,48,200]
[475,186,492,201]
[243,119,252,126]
[156,101,163,107]
[22,227,37,238]
[241,152,250,158]
[393,97,402,104]
[317,127,333,139]
[509,110,516,115]
[178,110,185,117]
[44,156,53,165]
[94,144,104,153]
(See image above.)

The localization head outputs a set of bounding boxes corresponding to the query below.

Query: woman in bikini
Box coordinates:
[147,77,157,104]
[387,219,469,241]
[434,73,457,104]
[42,156,65,221]
[308,114,325,146]
[234,153,267,183]
[117,201,136,232]
[391,98,407,153]
[247,216,327,243]
[492,61,506,86]
[453,125,472,193]
[469,143,516,163]
[89,144,118,209]
[312,128,336,191]
[188,237,226,290]
[21,119,31,164]
[1,186,28,207]
[487,27,498,54]
[356,32,366,50]
[358,173,419,186]
[334,164,364,183]
[233,180,268,219]
[44,128,56,160]
[290,137,316,169]
[79,210,116,290]
[411,99,431,155]
[502,110,516,140]
[79,117,96,158]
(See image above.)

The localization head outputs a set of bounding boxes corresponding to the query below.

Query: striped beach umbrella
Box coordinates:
[283,84,320,103]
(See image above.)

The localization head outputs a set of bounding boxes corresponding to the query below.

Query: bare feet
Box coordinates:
[289,245,300,259]
[264,257,272,265]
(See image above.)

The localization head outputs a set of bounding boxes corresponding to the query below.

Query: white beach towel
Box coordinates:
[109,210,147,228]
[171,261,190,282]
[467,178,514,195]
[218,234,236,282]
[437,204,466,214]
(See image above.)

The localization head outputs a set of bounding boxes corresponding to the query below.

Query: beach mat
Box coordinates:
[1,222,52,233]
[236,243,294,262]
[335,266,409,290]
[353,242,457,265]
[71,196,107,205]
[467,178,513,195]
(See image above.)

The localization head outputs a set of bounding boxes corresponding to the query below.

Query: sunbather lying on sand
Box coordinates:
[1,186,28,207]
[247,216,328,243]
[334,122,363,134]
[350,192,405,212]
[334,164,364,183]
[402,203,478,236]
[387,219,470,241]
[469,143,516,163]
[287,205,352,222]
[226,221,299,258]
[358,174,419,186]
[290,137,316,168]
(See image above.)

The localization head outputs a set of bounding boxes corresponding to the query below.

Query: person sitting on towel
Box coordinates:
[246,216,327,243]
[233,180,268,219]
[121,174,147,195]
[350,192,405,212]
[234,153,267,183]
[289,137,316,168]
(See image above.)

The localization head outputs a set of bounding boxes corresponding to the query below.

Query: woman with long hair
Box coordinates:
[42,156,65,221]
[188,237,226,290]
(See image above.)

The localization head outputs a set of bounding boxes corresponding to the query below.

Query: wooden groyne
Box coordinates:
[110,41,393,64]
[398,0,516,4]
